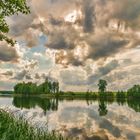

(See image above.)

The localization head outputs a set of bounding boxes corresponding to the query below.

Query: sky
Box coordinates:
[1,0,140,91]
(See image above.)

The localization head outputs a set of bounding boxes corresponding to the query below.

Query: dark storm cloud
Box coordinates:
[88,33,129,60]
[82,0,95,32]
[0,42,19,62]
[47,34,74,50]
[49,15,63,26]
[46,25,79,50]
[88,60,119,84]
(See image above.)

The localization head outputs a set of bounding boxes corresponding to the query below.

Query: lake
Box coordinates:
[0,96,140,140]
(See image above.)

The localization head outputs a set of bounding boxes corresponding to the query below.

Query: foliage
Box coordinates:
[127,85,140,98]
[116,91,126,99]
[127,99,140,112]
[0,91,13,94]
[13,96,58,112]
[14,79,59,95]
[98,101,108,116]
[0,109,68,140]
[98,92,114,98]
[98,79,107,93]
[0,0,30,45]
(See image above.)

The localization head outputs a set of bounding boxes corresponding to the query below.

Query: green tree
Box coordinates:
[0,0,30,45]
[14,80,60,95]
[98,100,108,116]
[127,85,140,98]
[48,81,52,93]
[98,79,107,93]
[56,82,59,93]
[52,81,56,93]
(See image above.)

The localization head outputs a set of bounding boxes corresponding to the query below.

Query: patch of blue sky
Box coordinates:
[30,34,47,53]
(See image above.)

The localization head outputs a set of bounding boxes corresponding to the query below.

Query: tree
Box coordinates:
[98,79,107,93]
[0,0,30,45]
[13,80,60,95]
[98,101,108,116]
[127,85,140,98]
[56,82,59,93]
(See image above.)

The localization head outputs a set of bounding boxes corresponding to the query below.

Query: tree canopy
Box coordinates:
[14,79,60,95]
[98,79,107,93]
[127,85,140,98]
[0,0,30,45]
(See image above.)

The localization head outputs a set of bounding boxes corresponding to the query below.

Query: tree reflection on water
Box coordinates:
[12,96,140,116]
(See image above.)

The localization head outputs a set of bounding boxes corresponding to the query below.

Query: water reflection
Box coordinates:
[1,96,140,140]
[98,100,108,116]
[13,96,59,114]
[12,96,140,116]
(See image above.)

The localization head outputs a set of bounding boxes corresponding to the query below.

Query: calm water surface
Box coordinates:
[0,96,140,140]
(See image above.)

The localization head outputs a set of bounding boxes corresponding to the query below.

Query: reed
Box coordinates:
[0,109,68,140]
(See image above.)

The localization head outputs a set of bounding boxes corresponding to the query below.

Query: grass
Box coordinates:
[0,109,69,140]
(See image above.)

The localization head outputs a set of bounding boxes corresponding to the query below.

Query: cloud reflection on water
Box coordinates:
[1,98,140,140]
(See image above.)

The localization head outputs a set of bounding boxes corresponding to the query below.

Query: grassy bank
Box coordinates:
[0,109,68,140]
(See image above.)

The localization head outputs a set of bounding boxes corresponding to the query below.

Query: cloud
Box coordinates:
[2,0,140,91]
[46,30,75,50]
[35,73,40,79]
[82,0,95,32]
[87,31,129,60]
[60,69,87,86]
[2,71,13,77]
[7,0,140,66]
[99,119,121,138]
[25,74,32,80]
[0,42,19,62]
[88,60,119,84]
[13,70,28,80]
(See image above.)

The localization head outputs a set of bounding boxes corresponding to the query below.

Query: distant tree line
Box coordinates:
[127,85,140,98]
[98,79,140,99]
[14,79,59,95]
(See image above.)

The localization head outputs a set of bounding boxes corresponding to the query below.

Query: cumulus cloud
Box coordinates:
[7,0,140,65]
[2,0,140,91]
[13,70,29,80]
[88,60,119,84]
[60,69,87,86]
[0,42,19,62]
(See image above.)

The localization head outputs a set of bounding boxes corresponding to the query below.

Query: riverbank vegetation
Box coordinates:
[0,79,139,99]
[10,96,140,116]
[14,79,59,95]
[0,109,68,140]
